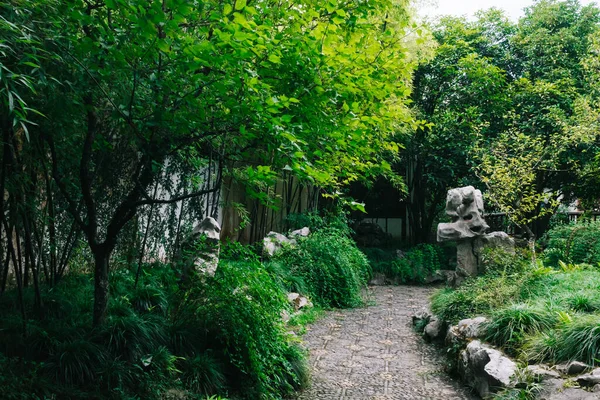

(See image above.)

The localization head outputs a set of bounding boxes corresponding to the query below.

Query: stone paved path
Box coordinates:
[295,286,476,400]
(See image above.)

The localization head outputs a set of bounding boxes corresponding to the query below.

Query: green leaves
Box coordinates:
[234,0,246,11]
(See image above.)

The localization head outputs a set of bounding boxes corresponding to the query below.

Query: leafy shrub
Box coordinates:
[185,260,307,398]
[390,244,442,284]
[263,260,309,295]
[483,304,556,352]
[543,221,600,267]
[363,244,443,284]
[220,240,261,263]
[361,247,398,278]
[275,228,371,308]
[480,247,530,276]
[0,259,311,400]
[285,210,351,236]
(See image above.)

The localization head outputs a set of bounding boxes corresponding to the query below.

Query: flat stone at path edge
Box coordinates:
[295,286,475,400]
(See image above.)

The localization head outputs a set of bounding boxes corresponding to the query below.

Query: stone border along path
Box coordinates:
[295,286,476,400]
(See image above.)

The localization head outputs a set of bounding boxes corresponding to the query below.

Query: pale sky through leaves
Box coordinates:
[417,0,597,21]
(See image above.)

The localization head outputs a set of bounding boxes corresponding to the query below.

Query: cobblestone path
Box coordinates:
[295,285,475,400]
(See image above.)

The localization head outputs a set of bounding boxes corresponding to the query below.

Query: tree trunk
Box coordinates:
[93,247,110,326]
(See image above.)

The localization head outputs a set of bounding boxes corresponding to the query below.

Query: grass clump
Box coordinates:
[556,314,600,365]
[483,304,556,352]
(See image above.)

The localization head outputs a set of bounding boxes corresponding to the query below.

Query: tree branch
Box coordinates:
[134,172,222,206]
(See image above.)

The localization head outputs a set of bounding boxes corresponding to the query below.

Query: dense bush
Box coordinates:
[183,261,307,398]
[0,259,308,400]
[276,228,371,308]
[285,211,352,236]
[542,221,600,267]
[479,247,530,276]
[363,244,443,284]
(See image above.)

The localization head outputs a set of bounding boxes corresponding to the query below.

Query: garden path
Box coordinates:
[295,285,475,400]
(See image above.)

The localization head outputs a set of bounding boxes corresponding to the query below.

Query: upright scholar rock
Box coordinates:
[437,186,514,277]
[177,216,221,283]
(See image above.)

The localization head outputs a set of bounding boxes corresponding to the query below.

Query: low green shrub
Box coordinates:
[542,221,600,267]
[364,244,443,284]
[480,247,530,276]
[431,272,531,325]
[0,257,312,400]
[184,260,306,398]
[285,210,352,236]
[275,228,371,308]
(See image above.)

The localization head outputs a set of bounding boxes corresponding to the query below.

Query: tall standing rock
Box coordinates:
[178,216,221,282]
[437,186,515,277]
[437,186,489,276]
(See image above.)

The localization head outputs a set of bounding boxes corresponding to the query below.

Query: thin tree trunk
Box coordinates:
[135,181,159,287]
[93,246,110,327]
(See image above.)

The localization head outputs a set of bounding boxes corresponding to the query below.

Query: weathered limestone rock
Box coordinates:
[445,317,488,347]
[263,227,311,257]
[424,317,444,341]
[457,316,488,339]
[478,231,515,255]
[438,186,489,242]
[576,368,600,387]
[437,186,489,276]
[412,307,432,327]
[540,380,598,400]
[263,231,293,257]
[289,227,310,238]
[526,364,561,381]
[437,186,515,278]
[178,216,221,281]
[456,242,479,276]
[460,340,517,398]
[567,361,591,376]
[287,292,312,311]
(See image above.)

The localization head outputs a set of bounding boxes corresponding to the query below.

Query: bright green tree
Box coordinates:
[1,0,423,325]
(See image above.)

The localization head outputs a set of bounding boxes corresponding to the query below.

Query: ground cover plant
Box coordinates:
[432,235,600,366]
[542,221,600,267]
